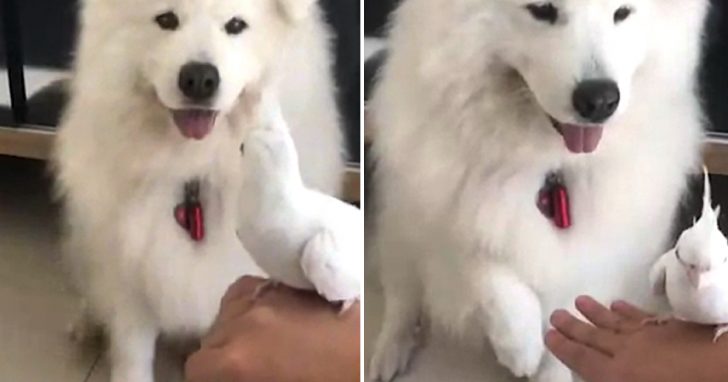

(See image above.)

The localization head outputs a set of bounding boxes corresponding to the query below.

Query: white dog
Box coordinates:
[53,0,342,381]
[369,0,708,381]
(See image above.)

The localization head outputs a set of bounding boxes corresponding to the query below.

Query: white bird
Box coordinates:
[236,98,362,310]
[649,168,728,342]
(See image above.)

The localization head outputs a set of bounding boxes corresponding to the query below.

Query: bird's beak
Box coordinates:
[687,269,710,290]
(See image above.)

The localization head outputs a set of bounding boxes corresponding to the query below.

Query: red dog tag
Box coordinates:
[538,173,572,230]
[174,181,205,242]
[552,183,571,229]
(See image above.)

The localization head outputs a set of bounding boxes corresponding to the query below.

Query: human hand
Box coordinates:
[545,296,728,382]
[185,276,360,382]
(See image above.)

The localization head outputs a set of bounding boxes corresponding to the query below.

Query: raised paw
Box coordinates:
[491,330,544,378]
[531,353,573,382]
[110,369,154,382]
[479,265,544,378]
[369,332,419,382]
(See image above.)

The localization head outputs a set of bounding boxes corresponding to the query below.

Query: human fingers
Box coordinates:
[545,329,612,382]
[550,309,622,356]
[610,300,654,322]
[221,276,267,306]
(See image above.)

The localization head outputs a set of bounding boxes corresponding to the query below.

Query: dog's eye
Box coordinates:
[225,17,248,35]
[614,6,633,24]
[525,3,559,25]
[155,11,180,31]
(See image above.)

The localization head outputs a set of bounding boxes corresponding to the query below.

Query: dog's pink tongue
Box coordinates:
[560,124,603,154]
[172,110,218,140]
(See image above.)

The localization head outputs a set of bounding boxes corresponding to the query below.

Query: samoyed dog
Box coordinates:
[369,0,708,381]
[53,0,342,381]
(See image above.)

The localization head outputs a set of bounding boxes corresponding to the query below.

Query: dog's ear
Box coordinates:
[276,0,316,22]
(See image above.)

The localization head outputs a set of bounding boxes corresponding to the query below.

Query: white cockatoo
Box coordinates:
[649,168,728,341]
[236,96,362,310]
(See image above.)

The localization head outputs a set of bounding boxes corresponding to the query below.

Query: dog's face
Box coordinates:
[494,0,652,153]
[94,0,312,140]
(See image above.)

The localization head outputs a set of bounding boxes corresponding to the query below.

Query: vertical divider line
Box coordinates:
[2,0,28,124]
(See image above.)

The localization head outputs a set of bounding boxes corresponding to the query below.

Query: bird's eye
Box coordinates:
[155,11,180,31]
[614,6,633,24]
[690,264,697,270]
[675,249,681,261]
[526,3,559,25]
[240,143,245,154]
[225,17,248,35]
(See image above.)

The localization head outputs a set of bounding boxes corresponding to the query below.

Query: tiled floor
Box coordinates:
[365,268,523,382]
[0,156,183,382]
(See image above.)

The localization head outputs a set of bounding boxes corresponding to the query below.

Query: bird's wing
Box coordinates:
[649,250,672,296]
[300,227,362,303]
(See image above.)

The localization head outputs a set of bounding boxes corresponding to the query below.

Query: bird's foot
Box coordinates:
[252,280,279,300]
[713,324,728,343]
[641,314,672,327]
[338,299,359,316]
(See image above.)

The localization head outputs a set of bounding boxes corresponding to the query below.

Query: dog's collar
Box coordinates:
[174,180,205,242]
[537,172,572,229]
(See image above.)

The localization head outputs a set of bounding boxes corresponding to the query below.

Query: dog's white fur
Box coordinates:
[53,0,342,381]
[369,0,708,381]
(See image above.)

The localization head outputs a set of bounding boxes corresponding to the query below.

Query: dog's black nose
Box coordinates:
[572,80,620,123]
[178,63,220,101]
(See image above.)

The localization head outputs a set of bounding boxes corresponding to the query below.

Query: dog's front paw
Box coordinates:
[110,362,154,382]
[531,354,572,382]
[369,331,419,382]
[490,328,544,378]
[480,266,545,378]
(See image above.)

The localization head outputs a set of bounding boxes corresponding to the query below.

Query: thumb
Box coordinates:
[185,347,246,382]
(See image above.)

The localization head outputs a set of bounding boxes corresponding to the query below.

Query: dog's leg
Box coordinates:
[369,255,422,382]
[532,351,573,382]
[478,265,544,379]
[108,313,157,382]
[68,300,103,344]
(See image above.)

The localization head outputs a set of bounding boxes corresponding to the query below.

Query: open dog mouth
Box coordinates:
[548,117,604,154]
[510,70,611,155]
[171,109,219,140]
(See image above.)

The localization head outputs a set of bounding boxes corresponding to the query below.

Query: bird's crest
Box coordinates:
[674,167,725,269]
[701,166,721,224]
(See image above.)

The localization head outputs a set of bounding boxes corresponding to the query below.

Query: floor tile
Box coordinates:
[85,342,187,382]
[0,157,99,382]
[364,270,521,382]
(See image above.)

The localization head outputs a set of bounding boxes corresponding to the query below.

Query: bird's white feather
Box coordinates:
[653,168,728,338]
[237,95,362,305]
[649,250,670,296]
[302,227,362,303]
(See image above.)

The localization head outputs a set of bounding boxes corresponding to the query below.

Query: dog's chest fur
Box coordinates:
[373,83,699,331]
[116,160,258,333]
[60,115,262,335]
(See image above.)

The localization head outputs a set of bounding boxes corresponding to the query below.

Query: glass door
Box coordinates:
[704,0,728,136]
[0,0,76,129]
